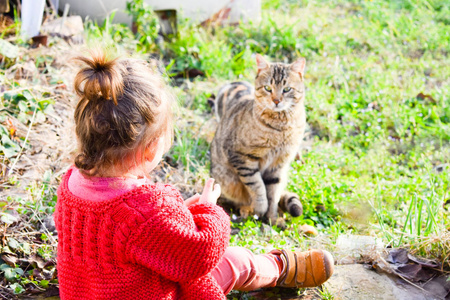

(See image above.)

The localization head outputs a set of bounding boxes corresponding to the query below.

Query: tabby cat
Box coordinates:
[210,54,306,223]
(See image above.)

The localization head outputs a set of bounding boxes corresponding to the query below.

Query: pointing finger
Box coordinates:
[202,178,215,194]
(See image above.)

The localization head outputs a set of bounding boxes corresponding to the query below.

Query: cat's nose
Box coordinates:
[273,99,280,105]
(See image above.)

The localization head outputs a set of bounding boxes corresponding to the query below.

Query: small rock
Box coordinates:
[339,255,357,265]
[299,224,318,236]
[335,234,384,259]
[0,38,19,59]
[41,15,84,37]
[325,264,447,300]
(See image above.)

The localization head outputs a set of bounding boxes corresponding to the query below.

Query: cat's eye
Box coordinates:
[283,87,292,93]
[264,85,272,92]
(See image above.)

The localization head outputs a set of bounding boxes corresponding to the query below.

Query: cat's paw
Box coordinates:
[239,206,252,218]
[261,215,286,229]
[253,199,269,217]
[275,217,287,230]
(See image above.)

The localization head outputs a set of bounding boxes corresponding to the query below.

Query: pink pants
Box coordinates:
[211,247,281,294]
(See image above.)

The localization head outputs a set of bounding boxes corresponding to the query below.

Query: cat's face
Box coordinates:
[254,55,306,112]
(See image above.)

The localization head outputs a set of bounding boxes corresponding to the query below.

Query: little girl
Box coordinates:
[55,51,334,299]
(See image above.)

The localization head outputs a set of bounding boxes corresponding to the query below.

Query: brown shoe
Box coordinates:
[270,249,334,288]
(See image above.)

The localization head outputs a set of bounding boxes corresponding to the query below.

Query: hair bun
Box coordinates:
[74,50,124,105]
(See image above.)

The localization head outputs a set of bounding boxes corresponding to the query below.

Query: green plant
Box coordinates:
[85,11,135,51]
[169,125,210,173]
[126,0,160,53]
[0,172,58,295]
[370,172,449,267]
[0,89,54,158]
[15,170,57,221]
[315,286,335,300]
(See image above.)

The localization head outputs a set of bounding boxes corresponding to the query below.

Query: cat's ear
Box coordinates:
[291,57,306,80]
[255,54,269,74]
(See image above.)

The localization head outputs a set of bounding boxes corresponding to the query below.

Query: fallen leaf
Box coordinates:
[407,254,440,269]
[42,268,54,280]
[1,253,18,267]
[44,285,60,297]
[33,268,44,280]
[43,259,56,268]
[387,248,409,264]
[1,209,20,224]
[385,248,442,283]
[395,263,435,282]
[0,38,19,59]
[6,119,16,137]
[7,238,20,250]
[29,253,46,269]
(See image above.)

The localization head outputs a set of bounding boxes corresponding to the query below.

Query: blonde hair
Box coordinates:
[73,50,173,176]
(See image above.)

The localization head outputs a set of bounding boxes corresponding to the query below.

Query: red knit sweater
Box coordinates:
[55,168,230,299]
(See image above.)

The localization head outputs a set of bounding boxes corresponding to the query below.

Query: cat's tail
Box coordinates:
[279,193,303,217]
[215,81,254,120]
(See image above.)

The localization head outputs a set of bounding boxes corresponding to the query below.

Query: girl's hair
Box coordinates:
[73,50,173,176]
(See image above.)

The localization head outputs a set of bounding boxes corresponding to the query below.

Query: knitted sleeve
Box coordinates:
[126,187,230,283]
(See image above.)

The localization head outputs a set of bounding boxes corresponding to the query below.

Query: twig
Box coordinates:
[1,231,41,237]
[33,215,57,246]
[7,106,37,177]
[0,85,62,98]
[29,195,57,245]
[0,286,15,300]
[59,4,70,33]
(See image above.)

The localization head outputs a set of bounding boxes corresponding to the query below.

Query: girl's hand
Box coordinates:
[184,193,201,207]
[199,178,221,205]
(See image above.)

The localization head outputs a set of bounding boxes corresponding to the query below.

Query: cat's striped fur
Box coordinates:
[210,54,306,223]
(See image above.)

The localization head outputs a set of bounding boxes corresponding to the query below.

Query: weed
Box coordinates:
[170,125,210,173]
[0,170,58,296]
[84,11,135,51]
[126,0,160,53]
[0,89,54,160]
[315,285,335,300]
